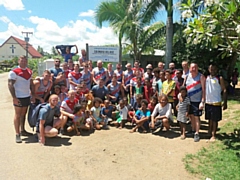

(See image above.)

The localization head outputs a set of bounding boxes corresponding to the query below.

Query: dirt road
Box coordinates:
[0,72,205,180]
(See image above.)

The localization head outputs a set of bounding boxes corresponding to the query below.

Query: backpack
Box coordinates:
[28,103,48,129]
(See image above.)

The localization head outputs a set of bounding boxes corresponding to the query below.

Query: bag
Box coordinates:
[28,103,48,129]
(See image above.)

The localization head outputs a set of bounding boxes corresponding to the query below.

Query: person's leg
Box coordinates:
[60,115,68,129]
[210,120,217,141]
[45,126,58,137]
[182,123,186,139]
[162,118,170,130]
[189,114,196,132]
[194,116,200,134]
[14,106,22,135]
[19,106,29,133]
[179,122,183,135]
[208,120,213,136]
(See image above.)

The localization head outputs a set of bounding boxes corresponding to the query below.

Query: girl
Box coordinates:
[114,100,128,129]
[90,98,103,130]
[176,86,190,139]
[130,99,151,133]
[67,104,91,136]
[150,94,173,132]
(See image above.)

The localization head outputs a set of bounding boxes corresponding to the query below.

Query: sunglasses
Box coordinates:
[55,61,60,63]
[85,66,89,68]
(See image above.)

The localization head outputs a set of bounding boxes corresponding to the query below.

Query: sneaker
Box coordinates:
[59,129,64,136]
[194,133,200,142]
[186,130,195,136]
[16,134,22,143]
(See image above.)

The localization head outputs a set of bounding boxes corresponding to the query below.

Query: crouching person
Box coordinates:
[36,94,62,145]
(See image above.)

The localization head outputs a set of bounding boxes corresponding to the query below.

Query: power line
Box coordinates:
[22,32,33,59]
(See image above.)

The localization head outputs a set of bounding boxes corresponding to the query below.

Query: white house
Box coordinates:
[0,36,42,61]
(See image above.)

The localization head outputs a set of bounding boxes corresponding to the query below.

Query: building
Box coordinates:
[0,36,43,61]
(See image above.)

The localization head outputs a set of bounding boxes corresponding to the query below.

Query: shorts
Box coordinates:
[189,102,202,116]
[14,97,30,107]
[205,104,222,122]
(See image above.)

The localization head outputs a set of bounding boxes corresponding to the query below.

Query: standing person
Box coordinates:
[185,63,206,142]
[182,60,189,79]
[81,63,93,90]
[36,94,62,145]
[132,60,144,75]
[107,75,121,104]
[67,59,74,71]
[152,67,162,97]
[205,64,227,141]
[49,58,63,78]
[173,69,184,116]
[176,86,190,140]
[162,69,176,105]
[106,63,114,85]
[122,63,134,97]
[88,60,93,72]
[169,62,176,79]
[8,55,35,143]
[61,62,71,90]
[57,45,78,63]
[144,64,153,79]
[68,63,82,90]
[114,63,123,83]
[143,78,154,103]
[158,62,165,71]
[92,60,109,85]
[231,68,239,94]
[78,49,87,66]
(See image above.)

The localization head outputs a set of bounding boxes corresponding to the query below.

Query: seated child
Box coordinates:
[130,99,151,133]
[128,94,143,125]
[114,100,128,129]
[90,98,104,130]
[148,96,158,113]
[101,99,114,128]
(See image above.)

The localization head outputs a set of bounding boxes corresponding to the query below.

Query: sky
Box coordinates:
[0,0,181,53]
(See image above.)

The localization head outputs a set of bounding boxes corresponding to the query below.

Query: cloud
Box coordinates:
[28,10,32,13]
[78,10,95,17]
[0,16,11,23]
[0,0,24,10]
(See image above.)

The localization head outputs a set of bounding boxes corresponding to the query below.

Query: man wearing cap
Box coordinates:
[144,64,154,81]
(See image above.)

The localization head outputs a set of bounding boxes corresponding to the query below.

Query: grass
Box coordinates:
[183,94,240,180]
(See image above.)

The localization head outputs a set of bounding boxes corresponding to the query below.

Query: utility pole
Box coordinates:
[22,32,33,59]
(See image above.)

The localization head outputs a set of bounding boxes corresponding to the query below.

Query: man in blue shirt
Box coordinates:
[57,45,78,62]
[49,58,63,77]
[91,78,109,101]
[36,94,61,145]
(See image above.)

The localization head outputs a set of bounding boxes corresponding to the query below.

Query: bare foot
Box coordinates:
[76,132,80,136]
[118,126,122,129]
[180,135,186,140]
[129,129,136,133]
[209,136,216,142]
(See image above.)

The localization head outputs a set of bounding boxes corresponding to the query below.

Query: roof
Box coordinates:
[0,36,43,58]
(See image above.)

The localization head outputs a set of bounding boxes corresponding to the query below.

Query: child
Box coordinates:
[128,94,143,125]
[101,100,114,128]
[143,78,154,103]
[90,98,103,130]
[176,86,190,140]
[114,100,128,129]
[130,99,151,133]
[148,96,158,113]
[67,104,91,136]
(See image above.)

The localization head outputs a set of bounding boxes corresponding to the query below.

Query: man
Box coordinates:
[92,78,109,101]
[185,63,206,142]
[205,64,227,141]
[8,55,35,143]
[182,60,189,79]
[169,62,176,79]
[158,62,164,71]
[36,94,62,145]
[114,63,123,83]
[122,63,134,97]
[57,45,78,63]
[78,49,87,66]
[60,90,79,135]
[92,60,109,85]
[49,58,63,78]
[68,63,82,90]
[132,60,144,75]
[144,64,153,80]
[152,67,162,96]
[34,70,52,105]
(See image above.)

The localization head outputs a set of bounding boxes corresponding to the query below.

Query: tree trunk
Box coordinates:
[228,52,238,81]
[165,16,173,69]
[119,40,122,64]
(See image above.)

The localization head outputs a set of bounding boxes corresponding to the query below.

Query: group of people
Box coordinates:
[8,52,229,145]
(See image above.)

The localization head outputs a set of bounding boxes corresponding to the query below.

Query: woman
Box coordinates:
[150,94,172,131]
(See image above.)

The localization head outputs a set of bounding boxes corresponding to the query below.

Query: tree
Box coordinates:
[51,46,57,56]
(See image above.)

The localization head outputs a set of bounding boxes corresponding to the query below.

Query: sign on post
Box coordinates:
[88,46,119,62]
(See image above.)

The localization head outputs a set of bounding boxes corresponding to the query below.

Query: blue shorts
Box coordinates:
[205,104,222,122]
[189,102,202,117]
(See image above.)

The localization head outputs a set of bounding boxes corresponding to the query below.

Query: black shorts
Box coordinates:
[205,104,222,122]
[189,102,202,116]
[14,97,30,107]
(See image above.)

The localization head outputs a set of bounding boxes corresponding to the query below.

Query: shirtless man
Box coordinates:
[8,55,35,143]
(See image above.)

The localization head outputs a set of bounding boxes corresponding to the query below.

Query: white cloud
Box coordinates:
[28,10,32,13]
[78,10,95,17]
[0,0,24,10]
[0,16,118,53]
[0,16,11,23]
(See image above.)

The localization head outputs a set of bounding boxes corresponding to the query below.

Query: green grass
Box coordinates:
[183,99,240,180]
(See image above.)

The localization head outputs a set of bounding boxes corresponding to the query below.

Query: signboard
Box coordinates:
[88,46,119,62]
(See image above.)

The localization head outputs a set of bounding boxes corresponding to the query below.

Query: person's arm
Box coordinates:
[8,79,19,105]
[104,71,109,85]
[90,73,93,86]
[166,81,175,96]
[39,119,45,145]
[199,74,206,109]
[60,109,75,119]
[33,80,44,103]
[56,48,61,55]
[92,70,98,85]
[151,104,158,127]
[220,76,227,110]
[74,45,78,55]
[43,81,52,102]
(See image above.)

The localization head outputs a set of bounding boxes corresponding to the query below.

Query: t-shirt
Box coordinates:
[8,66,32,98]
[73,112,85,124]
[101,105,114,117]
[119,106,128,119]
[148,103,155,113]
[91,106,101,119]
[37,104,60,127]
[162,80,176,103]
[91,85,109,100]
[49,68,63,77]
[62,53,75,63]
[60,98,79,114]
[135,109,151,120]
[151,103,172,121]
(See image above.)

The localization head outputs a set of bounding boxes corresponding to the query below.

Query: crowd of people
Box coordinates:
[8,51,233,145]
